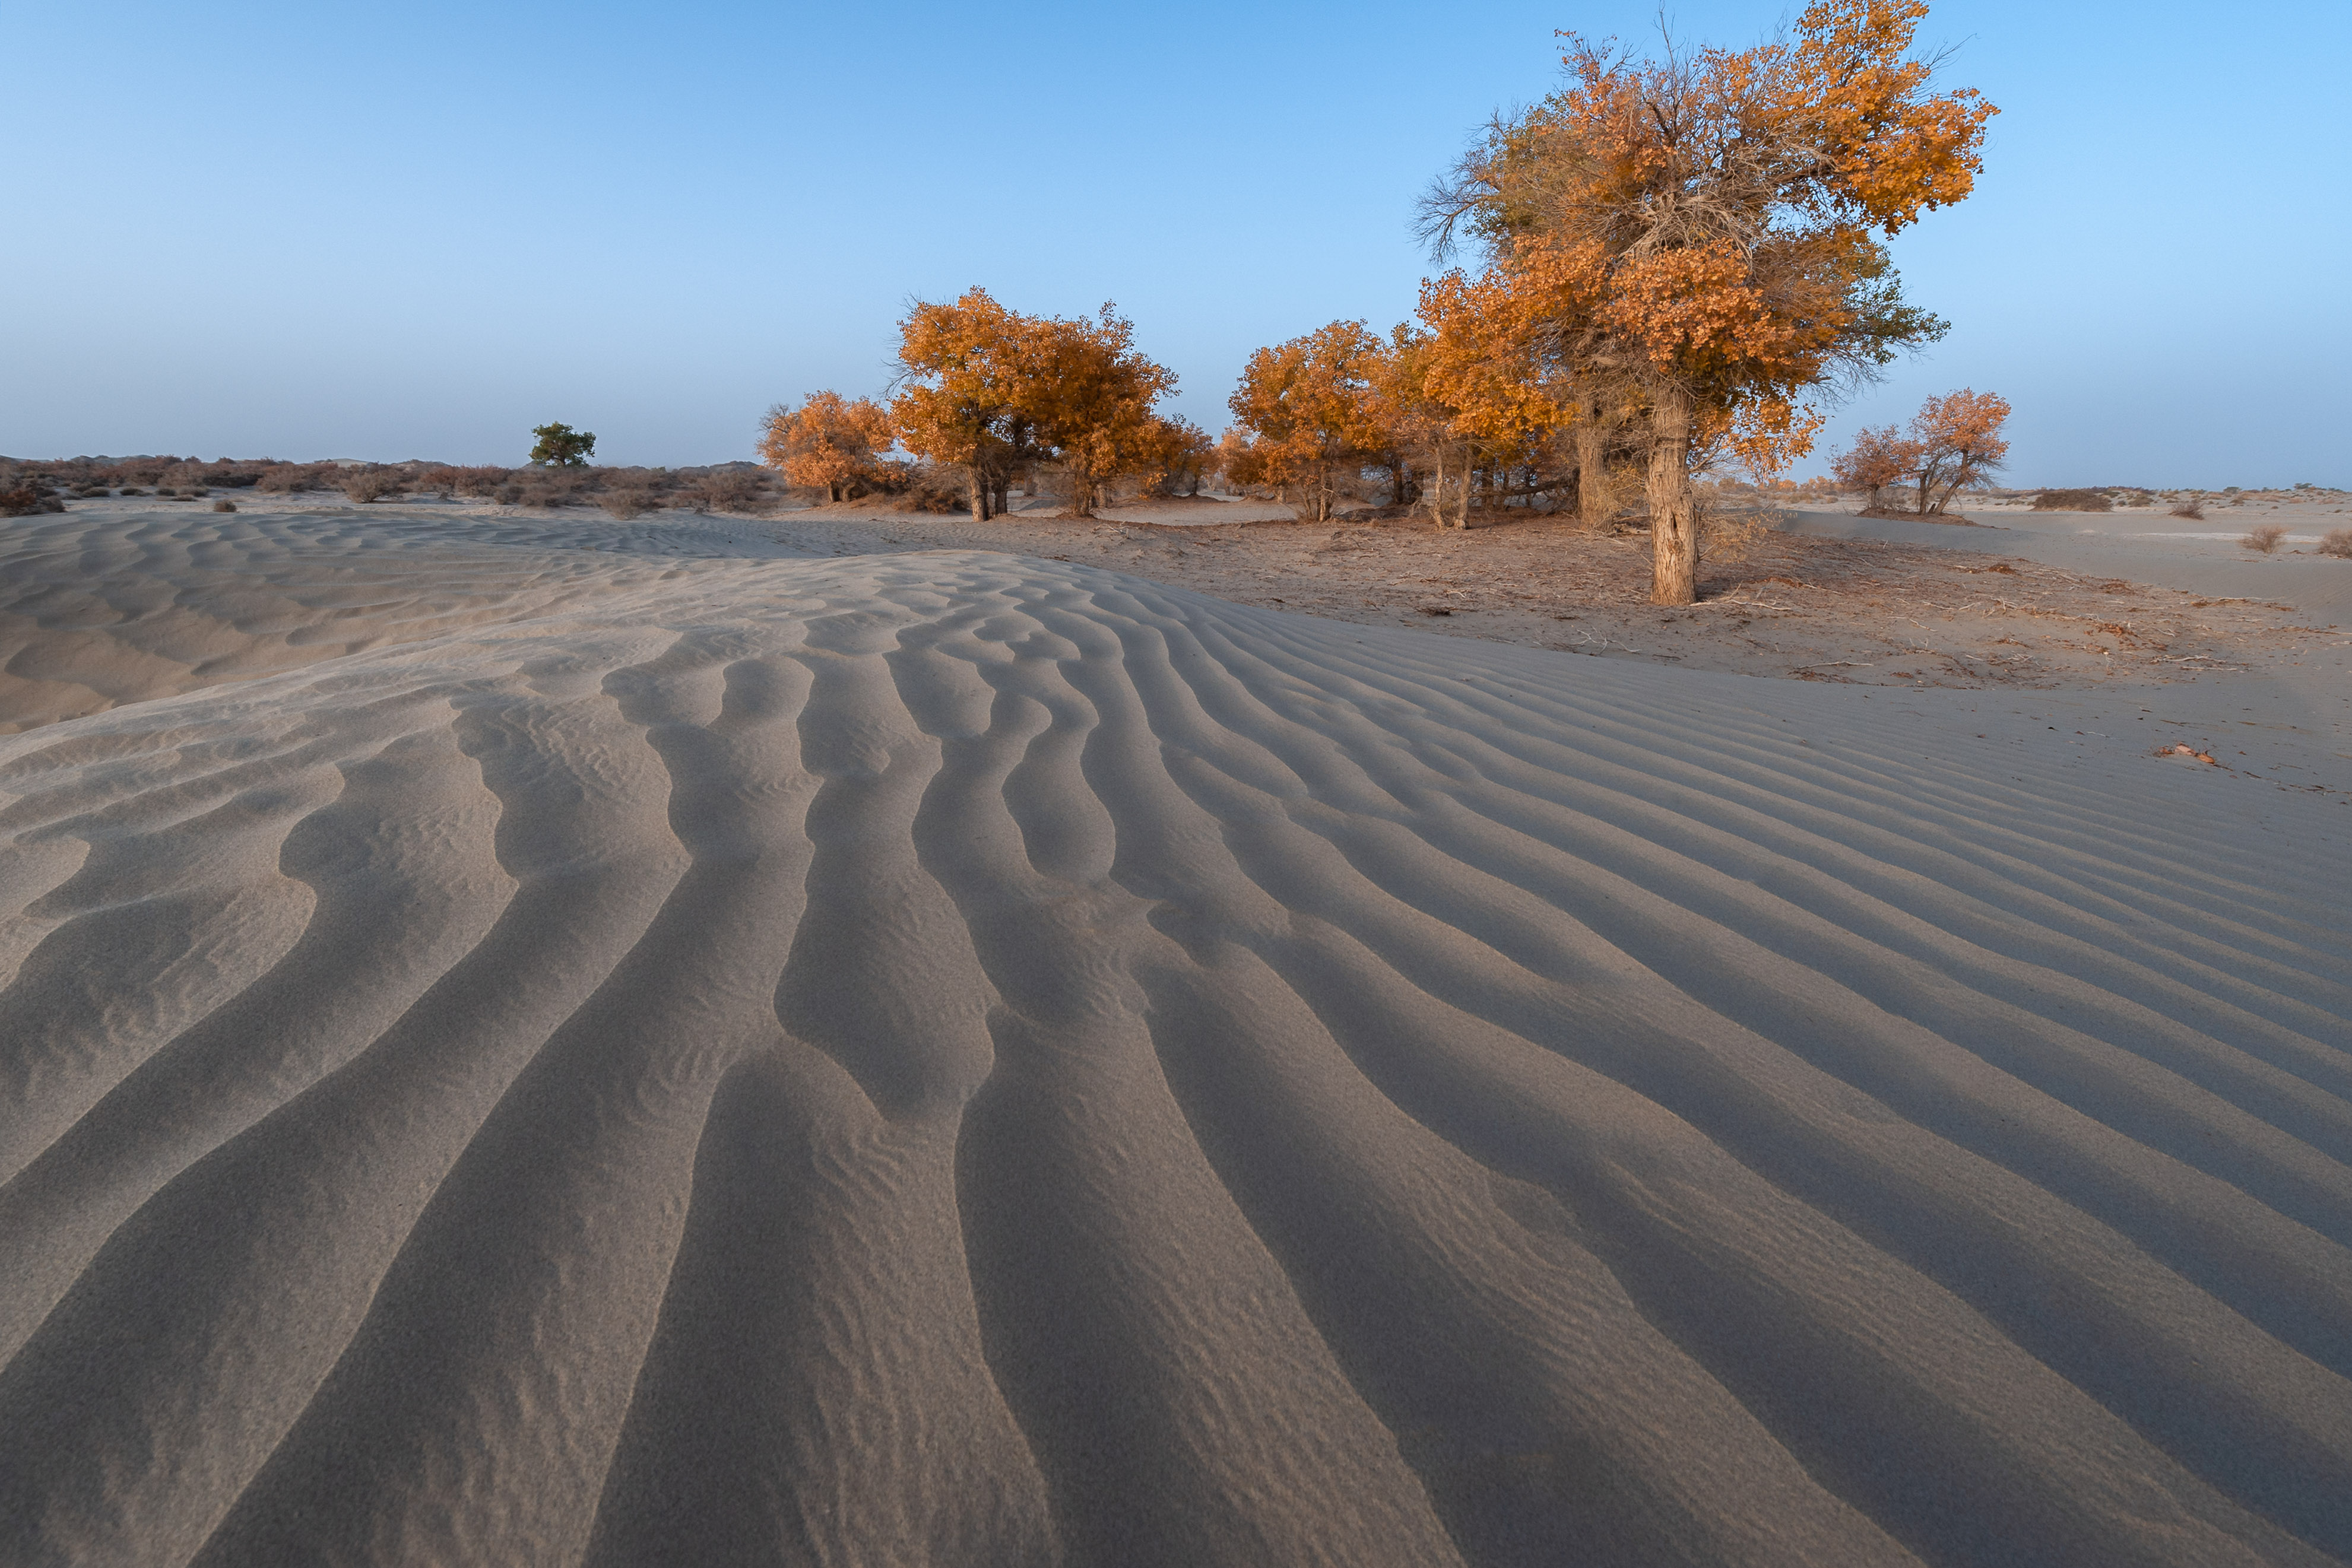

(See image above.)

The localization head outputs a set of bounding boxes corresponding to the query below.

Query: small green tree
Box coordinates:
[530,422,596,466]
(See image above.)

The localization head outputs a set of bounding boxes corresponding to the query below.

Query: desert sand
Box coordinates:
[2,501,2348,1566]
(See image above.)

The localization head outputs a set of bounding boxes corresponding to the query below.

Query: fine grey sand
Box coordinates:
[1,505,2347,1566]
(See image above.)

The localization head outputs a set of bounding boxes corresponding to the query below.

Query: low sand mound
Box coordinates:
[0,507,812,732]
[1,534,2348,1567]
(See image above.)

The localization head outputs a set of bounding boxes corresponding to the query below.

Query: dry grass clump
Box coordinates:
[598,490,652,519]
[2240,525,2287,554]
[1697,504,1768,564]
[213,500,237,513]
[341,470,399,503]
[2169,499,2204,520]
[2318,529,2352,560]
[2033,488,2112,512]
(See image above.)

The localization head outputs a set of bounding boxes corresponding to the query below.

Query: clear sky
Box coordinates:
[3,1,2345,485]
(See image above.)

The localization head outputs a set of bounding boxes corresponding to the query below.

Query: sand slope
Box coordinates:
[1,513,2348,1566]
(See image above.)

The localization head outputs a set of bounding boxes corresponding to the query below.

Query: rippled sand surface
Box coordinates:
[1,510,2347,1566]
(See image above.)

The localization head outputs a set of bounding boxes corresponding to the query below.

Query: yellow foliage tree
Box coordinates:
[757,392,894,502]
[891,288,1028,521]
[1131,415,1215,497]
[1016,306,1180,518]
[892,289,1178,520]
[1422,0,1995,601]
[1225,321,1391,523]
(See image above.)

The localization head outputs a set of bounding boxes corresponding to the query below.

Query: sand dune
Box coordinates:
[0,507,812,733]
[1,511,2348,1566]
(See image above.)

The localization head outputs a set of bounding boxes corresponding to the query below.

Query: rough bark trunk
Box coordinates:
[1428,450,1446,528]
[1647,382,1697,605]
[969,465,989,523]
[1576,402,1609,530]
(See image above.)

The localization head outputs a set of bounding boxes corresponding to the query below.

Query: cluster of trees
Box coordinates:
[762,290,1210,522]
[1220,0,1992,602]
[760,2,1992,606]
[1828,388,2011,514]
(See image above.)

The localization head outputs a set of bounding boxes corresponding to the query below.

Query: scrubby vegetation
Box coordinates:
[0,456,789,515]
[2032,489,2113,512]
[2241,525,2287,553]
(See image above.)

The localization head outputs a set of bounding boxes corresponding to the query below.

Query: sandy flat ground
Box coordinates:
[1,497,2347,1566]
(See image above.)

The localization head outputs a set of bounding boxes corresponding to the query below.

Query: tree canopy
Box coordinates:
[528,422,595,467]
[1413,0,1993,599]
[892,288,1181,520]
[758,392,893,502]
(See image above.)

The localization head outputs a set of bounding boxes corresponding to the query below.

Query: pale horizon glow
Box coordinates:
[2,1,2345,487]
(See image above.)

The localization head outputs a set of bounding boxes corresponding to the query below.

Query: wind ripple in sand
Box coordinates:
[0,537,2347,1567]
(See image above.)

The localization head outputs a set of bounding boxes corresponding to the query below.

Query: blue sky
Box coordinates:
[2,1,2345,484]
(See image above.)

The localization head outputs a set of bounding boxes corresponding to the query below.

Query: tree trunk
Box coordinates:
[969,465,989,523]
[1577,399,1608,529]
[1647,382,1697,605]
[1065,469,1095,519]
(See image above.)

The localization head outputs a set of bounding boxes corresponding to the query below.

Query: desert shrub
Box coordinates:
[199,468,260,488]
[2033,488,2112,512]
[341,470,398,503]
[493,484,525,504]
[1698,504,1768,564]
[0,485,45,516]
[893,464,970,514]
[448,466,513,497]
[2169,500,2204,520]
[2318,529,2352,559]
[598,490,652,519]
[213,499,237,513]
[2241,525,2287,553]
[687,468,768,513]
[518,478,583,507]
[256,464,325,492]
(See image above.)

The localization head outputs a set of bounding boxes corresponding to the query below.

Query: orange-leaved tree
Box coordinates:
[1828,422,1922,510]
[757,392,895,501]
[892,288,1029,522]
[1131,414,1216,497]
[893,289,1178,520]
[1226,321,1391,523]
[1412,257,1637,528]
[1422,1,1994,601]
[1907,388,2009,513]
[1015,304,1180,518]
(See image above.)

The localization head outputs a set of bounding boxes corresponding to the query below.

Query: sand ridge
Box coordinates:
[0,513,2347,1566]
